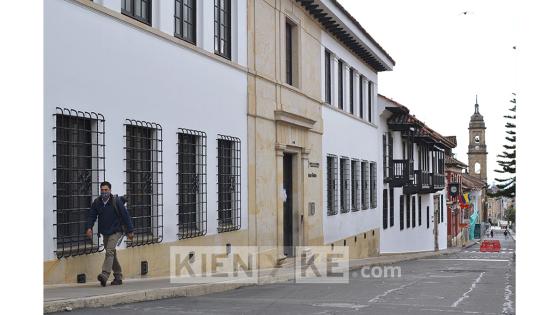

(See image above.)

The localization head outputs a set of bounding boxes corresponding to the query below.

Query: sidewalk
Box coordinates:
[44,248,461,313]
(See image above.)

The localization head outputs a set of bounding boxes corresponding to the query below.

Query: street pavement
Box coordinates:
[53,232,515,315]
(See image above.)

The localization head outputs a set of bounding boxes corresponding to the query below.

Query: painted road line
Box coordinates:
[368,280,418,303]
[451,271,486,307]
[420,258,509,262]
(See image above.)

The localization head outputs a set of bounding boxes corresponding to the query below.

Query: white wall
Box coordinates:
[378,98,448,253]
[321,107,382,244]
[321,30,379,126]
[44,0,248,260]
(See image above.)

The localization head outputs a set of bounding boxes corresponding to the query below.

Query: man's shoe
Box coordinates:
[110,279,123,285]
[97,274,107,287]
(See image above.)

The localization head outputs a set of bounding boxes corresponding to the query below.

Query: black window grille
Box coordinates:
[122,0,151,25]
[427,206,430,229]
[217,135,241,232]
[412,196,416,228]
[361,161,369,210]
[441,195,444,223]
[351,160,360,211]
[406,195,411,228]
[214,0,231,59]
[370,162,377,209]
[382,189,388,229]
[326,155,338,215]
[359,75,364,118]
[174,0,196,44]
[325,50,331,104]
[124,119,163,247]
[53,108,105,259]
[285,21,293,85]
[177,129,207,239]
[338,59,344,110]
[389,188,394,227]
[368,81,373,123]
[349,68,354,114]
[418,195,422,226]
[399,195,404,230]
[339,157,350,213]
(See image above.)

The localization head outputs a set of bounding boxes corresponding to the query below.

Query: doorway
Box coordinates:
[283,154,294,257]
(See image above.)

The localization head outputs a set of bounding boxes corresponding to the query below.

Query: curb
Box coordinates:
[44,250,458,313]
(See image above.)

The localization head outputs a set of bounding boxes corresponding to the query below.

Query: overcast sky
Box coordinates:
[338,0,519,185]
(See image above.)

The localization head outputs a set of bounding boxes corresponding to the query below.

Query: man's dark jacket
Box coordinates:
[86,195,134,235]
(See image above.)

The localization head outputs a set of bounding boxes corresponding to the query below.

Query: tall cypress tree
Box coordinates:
[490,93,516,198]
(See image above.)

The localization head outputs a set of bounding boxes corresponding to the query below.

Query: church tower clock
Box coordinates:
[467,96,488,183]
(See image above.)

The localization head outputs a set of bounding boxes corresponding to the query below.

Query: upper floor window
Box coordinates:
[359,75,364,119]
[325,50,332,104]
[349,68,354,114]
[368,81,373,123]
[214,0,231,59]
[122,0,152,25]
[54,108,105,258]
[175,0,197,44]
[338,60,344,110]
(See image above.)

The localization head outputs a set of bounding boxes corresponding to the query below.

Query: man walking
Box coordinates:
[86,181,134,286]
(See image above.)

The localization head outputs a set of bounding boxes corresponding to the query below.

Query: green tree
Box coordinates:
[490,93,516,198]
[505,207,516,223]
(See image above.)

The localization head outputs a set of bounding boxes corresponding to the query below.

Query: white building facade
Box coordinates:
[318,0,395,256]
[378,96,451,253]
[44,0,248,282]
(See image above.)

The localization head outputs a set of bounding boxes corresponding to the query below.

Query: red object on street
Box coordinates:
[480,240,501,252]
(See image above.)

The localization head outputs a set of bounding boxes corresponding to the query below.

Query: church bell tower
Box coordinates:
[468,96,488,182]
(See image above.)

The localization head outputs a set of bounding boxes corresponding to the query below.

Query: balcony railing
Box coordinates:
[387,159,413,187]
[432,173,445,190]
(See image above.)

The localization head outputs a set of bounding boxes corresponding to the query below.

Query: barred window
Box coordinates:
[440,195,445,223]
[382,189,388,229]
[406,195,411,228]
[370,161,377,208]
[361,161,369,210]
[122,0,152,25]
[326,155,338,215]
[418,195,422,226]
[389,188,395,227]
[399,195,404,230]
[177,129,207,239]
[54,108,105,258]
[217,135,241,232]
[124,120,163,247]
[175,0,197,44]
[351,160,361,211]
[214,0,231,59]
[412,196,416,228]
[339,157,350,213]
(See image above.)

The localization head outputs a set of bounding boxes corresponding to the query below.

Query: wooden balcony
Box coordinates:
[403,170,432,195]
[386,159,413,187]
[432,173,445,191]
